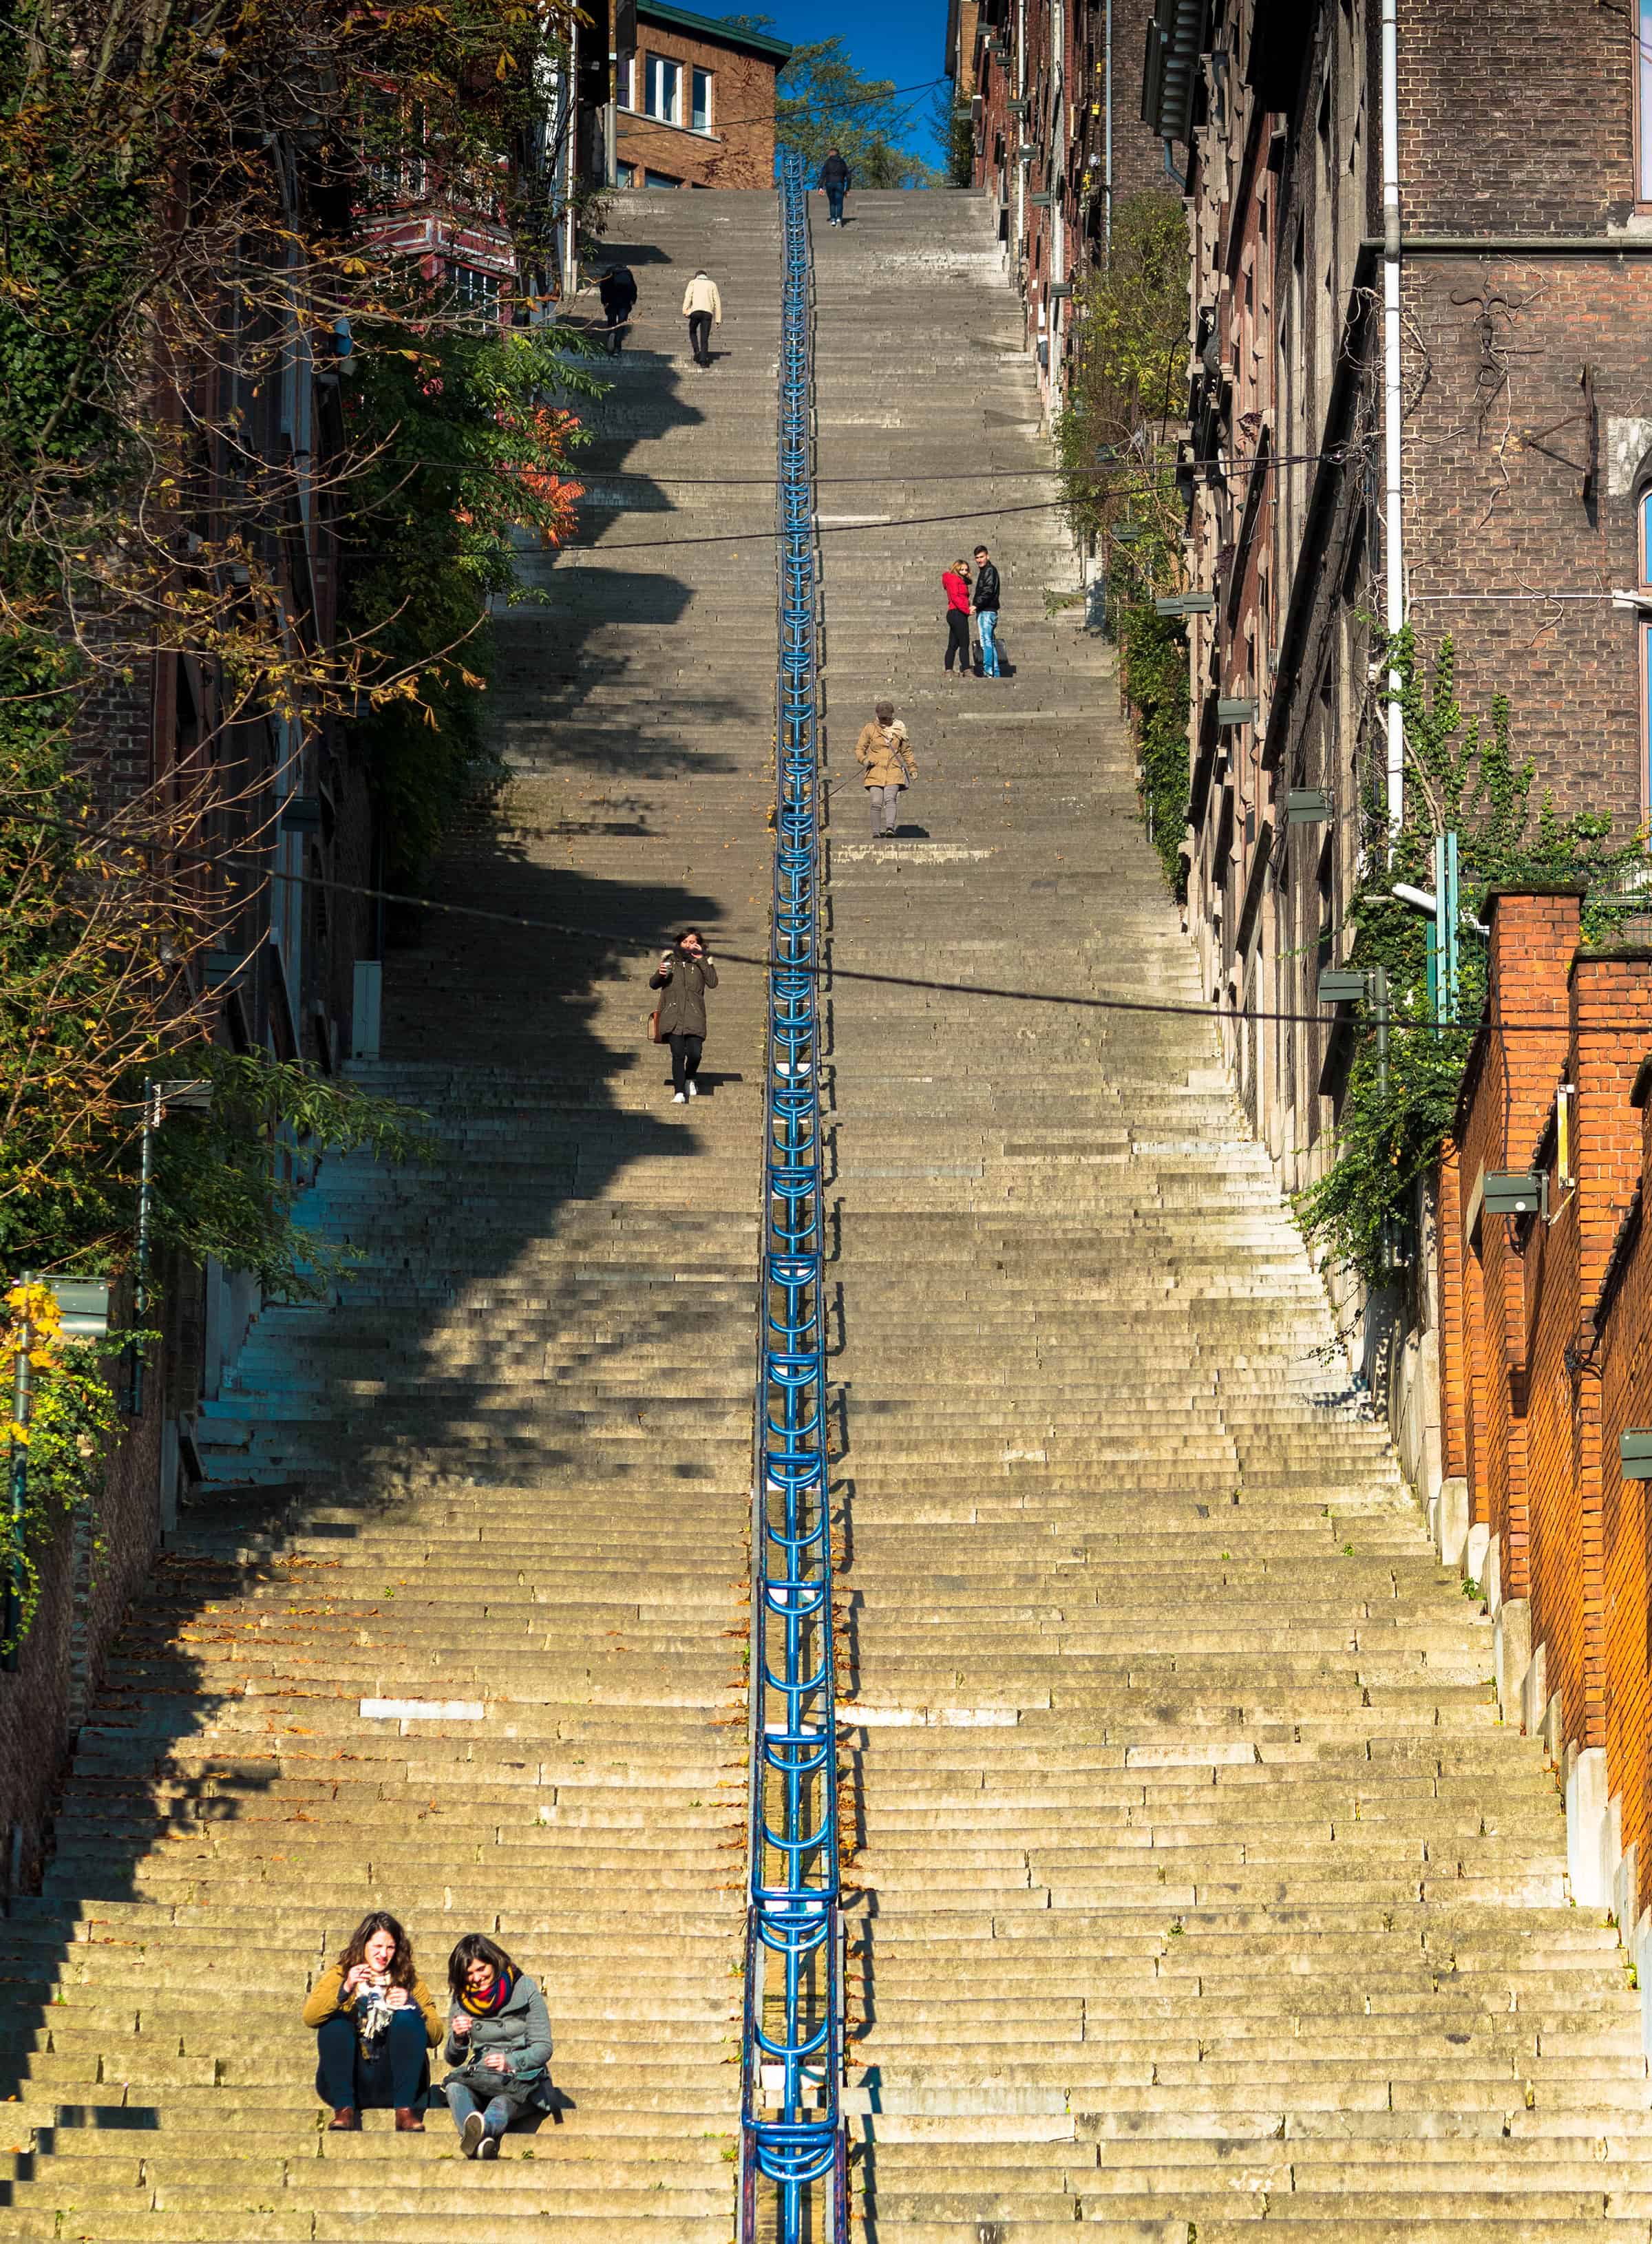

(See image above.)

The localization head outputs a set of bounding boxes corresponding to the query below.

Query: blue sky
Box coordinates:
[754,1,953,165]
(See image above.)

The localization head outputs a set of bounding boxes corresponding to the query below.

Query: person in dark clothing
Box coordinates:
[650,929,718,1103]
[597,265,637,356]
[819,149,851,226]
[972,544,1003,677]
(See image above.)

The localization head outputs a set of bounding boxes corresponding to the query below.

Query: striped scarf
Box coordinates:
[458,1966,516,2019]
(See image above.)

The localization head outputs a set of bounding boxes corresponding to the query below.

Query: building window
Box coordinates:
[449,264,501,326]
[616,160,637,187]
[644,168,680,188]
[617,49,635,108]
[1642,0,1652,198]
[691,67,712,131]
[644,54,681,125]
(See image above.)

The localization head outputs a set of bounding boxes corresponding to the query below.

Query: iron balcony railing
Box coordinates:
[738,149,847,2244]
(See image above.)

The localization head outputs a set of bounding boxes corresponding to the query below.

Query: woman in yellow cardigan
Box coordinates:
[302,1911,442,2132]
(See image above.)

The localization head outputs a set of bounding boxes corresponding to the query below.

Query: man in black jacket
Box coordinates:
[819,149,851,227]
[597,265,637,357]
[972,544,1003,677]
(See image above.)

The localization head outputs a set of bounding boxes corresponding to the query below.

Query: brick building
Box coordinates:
[1161,0,1652,1211]
[1437,889,1652,2005]
[949,0,1163,407]
[614,3,791,191]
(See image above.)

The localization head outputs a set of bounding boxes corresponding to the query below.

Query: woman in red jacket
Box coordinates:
[942,560,972,676]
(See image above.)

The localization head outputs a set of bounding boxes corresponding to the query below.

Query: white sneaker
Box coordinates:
[673,1092,687,1104]
[686,1079,699,1097]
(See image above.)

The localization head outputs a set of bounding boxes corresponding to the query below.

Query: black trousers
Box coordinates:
[944,610,971,670]
[601,303,631,354]
[315,2009,429,2110]
[669,1033,703,1092]
[688,311,713,363]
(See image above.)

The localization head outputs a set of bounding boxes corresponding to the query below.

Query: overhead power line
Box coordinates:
[19,807,1652,1039]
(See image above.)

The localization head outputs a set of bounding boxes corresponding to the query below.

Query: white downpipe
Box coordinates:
[1381,0,1404,845]
[1015,0,1028,264]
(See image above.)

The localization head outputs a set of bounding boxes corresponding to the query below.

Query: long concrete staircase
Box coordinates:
[8,180,1652,2244]
[814,192,1652,2238]
[0,191,783,2243]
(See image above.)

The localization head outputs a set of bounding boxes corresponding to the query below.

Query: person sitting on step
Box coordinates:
[442,1932,557,2157]
[304,1909,442,2132]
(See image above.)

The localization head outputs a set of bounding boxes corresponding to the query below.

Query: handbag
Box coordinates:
[648,1008,664,1044]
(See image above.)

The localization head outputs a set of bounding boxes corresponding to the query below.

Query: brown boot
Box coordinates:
[328,2107,359,2131]
[394,2108,424,2132]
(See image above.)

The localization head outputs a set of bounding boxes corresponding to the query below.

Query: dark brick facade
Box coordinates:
[957,0,1163,408]
[1404,256,1652,834]
[1169,0,1652,1273]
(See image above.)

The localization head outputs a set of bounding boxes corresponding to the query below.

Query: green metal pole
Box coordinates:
[4,1273,35,1674]
[1371,964,1390,1097]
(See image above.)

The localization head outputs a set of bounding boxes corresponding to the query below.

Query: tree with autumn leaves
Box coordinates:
[2,0,596,1294]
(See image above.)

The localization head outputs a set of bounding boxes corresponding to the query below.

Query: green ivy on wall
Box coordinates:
[1295,628,1646,1286]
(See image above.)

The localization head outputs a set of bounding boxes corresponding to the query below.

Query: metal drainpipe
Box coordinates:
[1104,0,1112,254]
[1381,0,1404,846]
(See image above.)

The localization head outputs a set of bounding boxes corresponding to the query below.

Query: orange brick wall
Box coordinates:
[1600,1092,1652,1912]
[1451,892,1580,1583]
[1439,887,1652,1918]
[615,24,781,189]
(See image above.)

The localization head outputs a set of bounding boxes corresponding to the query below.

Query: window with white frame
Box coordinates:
[644,54,681,125]
[450,264,501,326]
[617,50,635,109]
[691,67,712,131]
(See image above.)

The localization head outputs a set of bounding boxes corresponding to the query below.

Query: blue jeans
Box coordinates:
[315,2008,429,2110]
[446,2079,514,2139]
[825,182,846,223]
[977,609,1000,675]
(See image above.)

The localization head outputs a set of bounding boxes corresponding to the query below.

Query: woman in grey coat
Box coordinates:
[441,1932,555,2156]
[649,926,718,1103]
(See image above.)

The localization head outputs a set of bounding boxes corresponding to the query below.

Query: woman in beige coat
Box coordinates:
[854,702,916,838]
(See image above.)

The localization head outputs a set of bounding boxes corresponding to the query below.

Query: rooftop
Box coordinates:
[637,1,794,65]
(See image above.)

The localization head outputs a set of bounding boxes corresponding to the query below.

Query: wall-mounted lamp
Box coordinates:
[1286,789,1333,825]
[1621,1430,1652,1480]
[1483,1170,1547,1219]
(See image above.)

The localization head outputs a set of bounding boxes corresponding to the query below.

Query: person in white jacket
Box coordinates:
[681,271,723,367]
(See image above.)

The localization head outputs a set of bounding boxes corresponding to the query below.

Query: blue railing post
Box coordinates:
[739,151,845,2244]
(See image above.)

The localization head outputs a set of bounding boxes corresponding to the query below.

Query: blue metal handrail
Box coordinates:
[739,151,846,2244]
